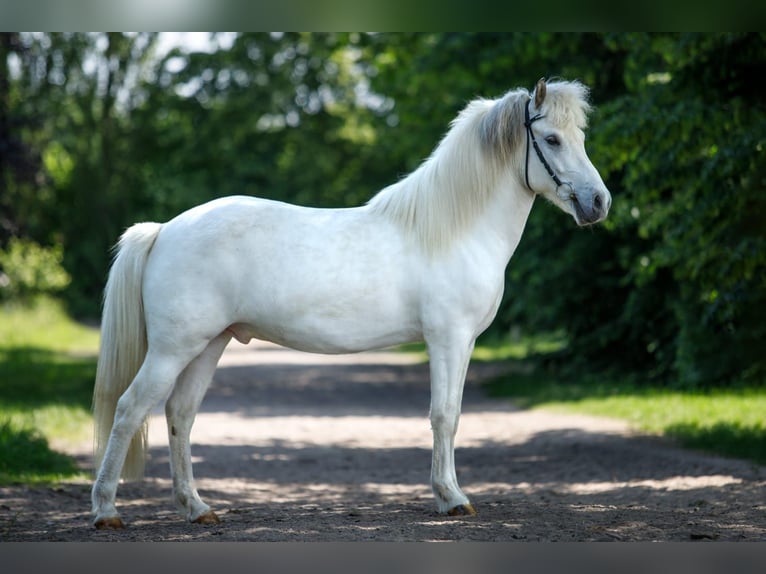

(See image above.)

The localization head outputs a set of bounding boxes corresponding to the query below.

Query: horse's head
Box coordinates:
[523,78,611,226]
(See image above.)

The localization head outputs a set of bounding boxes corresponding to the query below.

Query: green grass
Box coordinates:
[395,331,567,363]
[0,297,99,484]
[485,370,766,465]
[0,421,83,483]
[472,332,567,362]
[0,296,100,353]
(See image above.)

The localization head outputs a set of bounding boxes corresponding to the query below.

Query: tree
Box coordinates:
[0,33,46,244]
[1,33,160,314]
[3,33,763,385]
[590,33,766,385]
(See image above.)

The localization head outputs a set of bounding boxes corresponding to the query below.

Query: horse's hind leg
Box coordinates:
[165,332,231,524]
[92,344,206,529]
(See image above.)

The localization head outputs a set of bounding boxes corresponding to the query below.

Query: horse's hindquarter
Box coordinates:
[142,196,424,354]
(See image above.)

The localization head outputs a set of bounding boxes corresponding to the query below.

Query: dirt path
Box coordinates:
[2,340,764,541]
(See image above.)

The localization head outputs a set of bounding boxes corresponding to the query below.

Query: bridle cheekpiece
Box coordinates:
[523,97,564,192]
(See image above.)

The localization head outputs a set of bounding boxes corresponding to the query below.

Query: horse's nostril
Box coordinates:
[593,193,603,211]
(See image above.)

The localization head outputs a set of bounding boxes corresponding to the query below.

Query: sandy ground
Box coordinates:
[1,340,764,541]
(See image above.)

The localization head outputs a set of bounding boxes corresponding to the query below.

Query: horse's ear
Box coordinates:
[533,77,547,109]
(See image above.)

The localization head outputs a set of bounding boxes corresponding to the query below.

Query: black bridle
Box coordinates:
[523,98,565,192]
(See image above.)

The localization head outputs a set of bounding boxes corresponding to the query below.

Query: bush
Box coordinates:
[0,238,71,302]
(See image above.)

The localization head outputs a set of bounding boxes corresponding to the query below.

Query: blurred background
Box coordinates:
[1,32,765,389]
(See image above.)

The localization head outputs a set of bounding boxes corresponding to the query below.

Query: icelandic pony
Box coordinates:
[91,78,611,529]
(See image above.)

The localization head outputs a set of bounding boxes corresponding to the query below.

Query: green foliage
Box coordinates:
[590,33,766,386]
[0,238,71,301]
[2,32,764,387]
[490,33,766,387]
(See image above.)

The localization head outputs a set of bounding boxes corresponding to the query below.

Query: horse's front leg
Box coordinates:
[427,337,477,516]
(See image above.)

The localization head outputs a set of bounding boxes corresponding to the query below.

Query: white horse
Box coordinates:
[91,78,611,529]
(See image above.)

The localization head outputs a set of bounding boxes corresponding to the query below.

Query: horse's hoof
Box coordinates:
[447,503,477,517]
[94,516,125,530]
[192,510,221,525]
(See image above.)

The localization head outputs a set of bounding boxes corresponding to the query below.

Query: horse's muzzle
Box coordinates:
[573,188,611,226]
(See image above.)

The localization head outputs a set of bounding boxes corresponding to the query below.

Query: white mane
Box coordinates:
[367,81,592,254]
[366,91,523,254]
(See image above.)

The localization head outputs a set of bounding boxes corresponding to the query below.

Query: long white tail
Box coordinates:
[92,222,162,481]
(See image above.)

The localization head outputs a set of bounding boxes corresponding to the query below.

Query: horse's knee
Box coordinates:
[430,411,459,436]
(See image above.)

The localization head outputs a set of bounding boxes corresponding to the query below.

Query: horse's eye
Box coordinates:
[545,135,560,147]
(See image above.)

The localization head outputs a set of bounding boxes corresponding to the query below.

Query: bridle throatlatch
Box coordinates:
[523,98,565,193]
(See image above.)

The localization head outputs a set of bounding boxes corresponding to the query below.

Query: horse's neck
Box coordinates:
[470,174,537,265]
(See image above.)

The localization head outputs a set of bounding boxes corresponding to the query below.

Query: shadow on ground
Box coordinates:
[1,350,764,541]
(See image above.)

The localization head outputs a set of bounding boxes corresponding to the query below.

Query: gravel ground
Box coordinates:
[2,341,764,541]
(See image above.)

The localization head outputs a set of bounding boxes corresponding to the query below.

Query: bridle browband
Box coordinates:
[523,97,565,192]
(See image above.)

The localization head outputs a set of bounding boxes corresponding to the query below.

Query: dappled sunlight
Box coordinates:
[501,474,744,497]
[556,475,744,494]
[219,339,425,368]
[16,338,762,541]
[149,412,435,450]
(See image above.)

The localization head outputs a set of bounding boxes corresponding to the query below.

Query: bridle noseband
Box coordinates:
[523,98,565,193]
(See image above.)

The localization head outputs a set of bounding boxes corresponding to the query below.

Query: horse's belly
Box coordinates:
[227,306,422,354]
